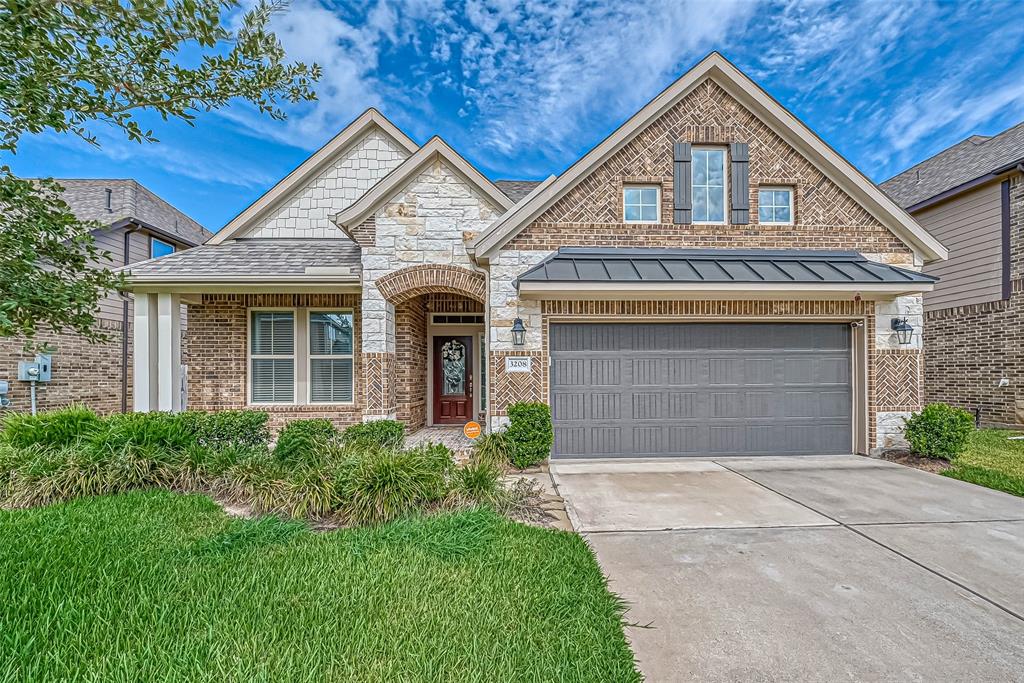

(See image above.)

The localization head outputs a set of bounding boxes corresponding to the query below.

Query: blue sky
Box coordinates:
[9,0,1024,232]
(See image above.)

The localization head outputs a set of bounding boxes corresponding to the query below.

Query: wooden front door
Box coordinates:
[432,335,473,424]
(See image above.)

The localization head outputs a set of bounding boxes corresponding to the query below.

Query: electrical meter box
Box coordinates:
[18,354,51,382]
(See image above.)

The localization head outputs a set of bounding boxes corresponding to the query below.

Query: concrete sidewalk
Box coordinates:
[551,456,1024,682]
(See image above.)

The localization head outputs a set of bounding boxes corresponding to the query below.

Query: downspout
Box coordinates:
[121,224,140,413]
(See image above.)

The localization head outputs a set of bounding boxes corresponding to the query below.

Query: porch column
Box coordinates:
[157,293,182,412]
[361,286,397,420]
[132,292,159,411]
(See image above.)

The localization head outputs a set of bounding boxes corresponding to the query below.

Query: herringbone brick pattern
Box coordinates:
[363,352,396,416]
[874,349,923,412]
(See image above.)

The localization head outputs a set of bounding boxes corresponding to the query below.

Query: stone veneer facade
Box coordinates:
[246,130,409,239]
[357,160,499,420]
[921,173,1024,427]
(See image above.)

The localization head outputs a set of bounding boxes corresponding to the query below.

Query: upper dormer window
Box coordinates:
[623,186,660,223]
[758,187,793,224]
[692,148,726,223]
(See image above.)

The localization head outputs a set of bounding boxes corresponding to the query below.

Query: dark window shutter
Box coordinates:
[673,142,692,224]
[730,142,750,224]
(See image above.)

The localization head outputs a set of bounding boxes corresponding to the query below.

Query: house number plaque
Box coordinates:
[504,357,532,373]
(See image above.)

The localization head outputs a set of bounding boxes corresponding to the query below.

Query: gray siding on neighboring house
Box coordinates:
[918,181,1005,311]
[53,179,212,322]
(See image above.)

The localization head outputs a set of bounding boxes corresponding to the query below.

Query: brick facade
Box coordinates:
[921,174,1024,427]
[508,79,911,258]
[187,293,363,433]
[0,319,130,414]
[485,299,911,450]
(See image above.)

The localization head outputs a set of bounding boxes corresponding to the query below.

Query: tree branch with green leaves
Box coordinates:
[0,0,320,342]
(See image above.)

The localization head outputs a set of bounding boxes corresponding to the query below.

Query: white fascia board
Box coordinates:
[209,108,418,245]
[470,52,948,264]
[333,137,514,230]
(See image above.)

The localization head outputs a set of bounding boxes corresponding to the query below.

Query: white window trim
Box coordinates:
[150,235,175,258]
[692,147,728,225]
[758,185,795,225]
[622,184,661,224]
[307,308,356,405]
[247,307,298,406]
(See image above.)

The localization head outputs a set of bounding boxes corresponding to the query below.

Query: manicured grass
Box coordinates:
[0,492,639,682]
[943,429,1024,497]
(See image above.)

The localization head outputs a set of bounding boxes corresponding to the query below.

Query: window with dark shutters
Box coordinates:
[673,142,692,224]
[730,142,750,224]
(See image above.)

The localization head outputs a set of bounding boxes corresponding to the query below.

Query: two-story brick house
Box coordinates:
[0,179,210,413]
[125,53,946,456]
[882,121,1023,428]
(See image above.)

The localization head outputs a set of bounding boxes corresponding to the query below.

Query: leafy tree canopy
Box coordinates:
[0,0,319,342]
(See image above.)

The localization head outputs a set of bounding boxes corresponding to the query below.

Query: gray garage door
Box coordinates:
[550,323,852,458]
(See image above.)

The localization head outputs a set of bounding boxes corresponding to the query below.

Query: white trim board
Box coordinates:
[470,52,947,264]
[210,108,418,245]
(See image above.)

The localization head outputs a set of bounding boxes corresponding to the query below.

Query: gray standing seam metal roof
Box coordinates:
[880,120,1024,208]
[123,239,361,280]
[517,248,937,285]
[494,180,543,202]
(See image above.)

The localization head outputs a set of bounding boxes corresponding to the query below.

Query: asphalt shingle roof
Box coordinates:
[881,121,1024,208]
[494,180,543,202]
[518,248,937,285]
[124,239,360,280]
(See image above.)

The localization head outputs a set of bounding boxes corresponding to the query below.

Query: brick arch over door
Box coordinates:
[375,264,486,304]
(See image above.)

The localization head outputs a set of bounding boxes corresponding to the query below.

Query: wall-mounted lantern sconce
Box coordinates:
[511,318,527,346]
[891,317,914,345]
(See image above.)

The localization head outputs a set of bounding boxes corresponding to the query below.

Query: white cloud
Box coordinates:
[450,0,759,167]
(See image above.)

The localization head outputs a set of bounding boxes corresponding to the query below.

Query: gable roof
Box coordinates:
[881,120,1024,209]
[208,108,418,245]
[332,136,514,233]
[495,180,543,202]
[470,52,947,264]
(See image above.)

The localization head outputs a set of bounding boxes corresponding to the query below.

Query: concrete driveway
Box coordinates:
[551,456,1024,682]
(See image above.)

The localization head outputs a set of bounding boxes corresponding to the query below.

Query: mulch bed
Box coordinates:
[875,449,951,474]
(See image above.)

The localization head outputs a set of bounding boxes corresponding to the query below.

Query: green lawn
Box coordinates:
[944,429,1024,497]
[0,492,639,682]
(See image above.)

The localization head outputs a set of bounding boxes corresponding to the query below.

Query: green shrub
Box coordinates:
[274,419,338,464]
[181,410,270,450]
[342,419,405,450]
[1,405,102,449]
[903,403,975,460]
[450,460,502,505]
[89,412,197,457]
[471,430,512,468]
[506,402,553,469]
[338,443,453,525]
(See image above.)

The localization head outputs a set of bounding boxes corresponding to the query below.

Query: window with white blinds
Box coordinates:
[309,311,354,403]
[250,311,295,403]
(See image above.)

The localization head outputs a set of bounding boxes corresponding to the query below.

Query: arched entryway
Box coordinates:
[376,265,486,430]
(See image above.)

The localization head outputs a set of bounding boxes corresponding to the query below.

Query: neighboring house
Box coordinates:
[125,53,946,456]
[0,179,210,413]
[882,122,1023,428]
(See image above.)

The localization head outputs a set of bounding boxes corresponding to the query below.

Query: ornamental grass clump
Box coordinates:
[1,404,102,450]
[273,418,338,465]
[338,443,453,526]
